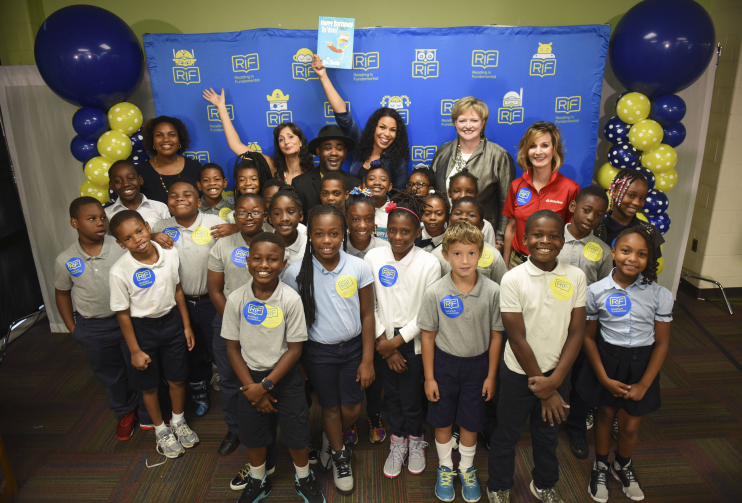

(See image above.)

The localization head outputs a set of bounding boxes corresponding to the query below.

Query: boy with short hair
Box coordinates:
[198,163,233,220]
[54,197,138,441]
[106,160,170,229]
[319,172,350,209]
[419,222,504,503]
[487,210,587,503]
[221,232,325,503]
[108,210,199,460]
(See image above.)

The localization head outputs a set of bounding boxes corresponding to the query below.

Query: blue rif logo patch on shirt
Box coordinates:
[379,265,398,287]
[440,295,463,318]
[516,187,532,206]
[163,227,180,242]
[244,301,267,324]
[66,257,85,277]
[231,247,249,267]
[606,292,631,317]
[133,268,156,289]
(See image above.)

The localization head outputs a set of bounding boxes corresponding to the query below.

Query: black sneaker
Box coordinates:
[569,436,589,459]
[237,473,271,503]
[611,459,645,501]
[588,461,609,502]
[307,442,319,465]
[295,470,326,503]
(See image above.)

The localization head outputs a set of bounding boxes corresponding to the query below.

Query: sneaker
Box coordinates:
[588,461,609,502]
[170,417,199,448]
[331,447,354,494]
[295,470,326,503]
[407,434,427,475]
[611,459,645,501]
[211,371,221,391]
[487,488,510,503]
[611,417,619,441]
[190,380,210,417]
[343,422,358,445]
[368,412,387,444]
[452,429,460,450]
[140,414,170,431]
[586,408,595,430]
[383,434,408,478]
[319,432,332,470]
[435,466,456,502]
[529,480,566,503]
[156,428,184,459]
[236,473,271,503]
[230,462,276,491]
[459,466,481,502]
[569,436,589,460]
[116,410,137,441]
[307,442,318,465]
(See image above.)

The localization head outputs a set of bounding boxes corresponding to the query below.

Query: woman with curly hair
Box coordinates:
[203,88,314,184]
[139,116,203,203]
[312,55,410,190]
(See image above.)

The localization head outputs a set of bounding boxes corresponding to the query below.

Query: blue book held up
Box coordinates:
[317,17,355,70]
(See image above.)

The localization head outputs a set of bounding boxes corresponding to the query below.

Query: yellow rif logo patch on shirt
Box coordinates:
[219,207,232,221]
[192,226,212,245]
[582,242,603,262]
[478,246,495,268]
[335,275,358,298]
[550,276,574,301]
[262,304,284,328]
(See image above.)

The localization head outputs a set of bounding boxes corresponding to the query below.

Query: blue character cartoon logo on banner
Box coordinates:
[232,53,259,73]
[292,48,318,80]
[172,49,200,85]
[411,146,437,164]
[471,50,499,68]
[266,89,292,127]
[380,95,411,125]
[556,96,581,114]
[353,52,380,71]
[498,88,524,125]
[413,49,438,79]
[530,42,556,77]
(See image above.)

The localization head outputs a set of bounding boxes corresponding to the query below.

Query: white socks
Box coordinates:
[171,411,184,424]
[459,442,476,472]
[154,422,168,435]
[250,462,266,480]
[436,438,454,470]
[295,462,310,479]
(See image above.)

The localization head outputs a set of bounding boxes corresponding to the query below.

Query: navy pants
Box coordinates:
[185,296,216,385]
[566,350,589,440]
[364,351,385,416]
[378,339,425,437]
[212,313,239,435]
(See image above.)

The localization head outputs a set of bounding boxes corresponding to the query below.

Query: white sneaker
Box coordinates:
[156,428,184,459]
[407,434,427,474]
[383,434,408,478]
[319,431,332,470]
[331,446,354,494]
[170,418,199,448]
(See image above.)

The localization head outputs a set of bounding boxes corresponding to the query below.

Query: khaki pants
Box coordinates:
[509,251,525,269]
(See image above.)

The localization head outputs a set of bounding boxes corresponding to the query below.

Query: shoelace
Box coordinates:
[237,463,250,481]
[389,441,407,467]
[439,469,456,486]
[335,455,352,478]
[120,412,136,426]
[408,438,428,463]
[148,432,179,468]
[622,465,638,485]
[594,468,607,485]
[173,422,194,439]
[461,469,477,487]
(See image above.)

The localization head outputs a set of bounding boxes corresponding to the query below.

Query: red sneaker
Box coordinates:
[139,413,171,431]
[117,411,138,441]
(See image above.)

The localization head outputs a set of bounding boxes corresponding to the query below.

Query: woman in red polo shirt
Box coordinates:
[502,122,581,269]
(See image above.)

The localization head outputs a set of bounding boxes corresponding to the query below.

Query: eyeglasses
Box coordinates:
[234,210,265,219]
[406,181,430,188]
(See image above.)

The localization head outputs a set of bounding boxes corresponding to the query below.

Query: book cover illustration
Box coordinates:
[317,17,355,70]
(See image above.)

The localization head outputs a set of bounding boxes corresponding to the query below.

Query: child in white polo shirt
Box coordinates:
[487,210,587,503]
[106,160,170,229]
[108,210,199,461]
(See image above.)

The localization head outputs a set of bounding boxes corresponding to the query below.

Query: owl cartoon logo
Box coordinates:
[172,49,200,84]
[412,49,439,79]
[292,48,318,80]
[172,49,197,67]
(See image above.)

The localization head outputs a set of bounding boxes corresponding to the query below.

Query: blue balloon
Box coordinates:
[34,5,144,109]
[630,166,656,191]
[609,0,715,99]
[650,95,687,125]
[662,122,687,147]
[603,116,630,145]
[70,135,99,163]
[608,144,640,169]
[644,189,669,217]
[130,128,145,151]
[129,150,150,165]
[648,213,671,234]
[72,107,109,139]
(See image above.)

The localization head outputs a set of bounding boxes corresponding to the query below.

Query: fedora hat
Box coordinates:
[308,125,356,153]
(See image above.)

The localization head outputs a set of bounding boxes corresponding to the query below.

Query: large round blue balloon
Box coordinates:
[644,189,670,217]
[662,122,687,148]
[603,116,630,145]
[648,213,671,234]
[72,107,109,139]
[34,5,144,109]
[70,135,99,163]
[630,166,656,191]
[609,0,715,99]
[608,144,640,169]
[650,95,687,125]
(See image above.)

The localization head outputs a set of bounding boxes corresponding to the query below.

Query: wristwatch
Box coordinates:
[261,378,274,391]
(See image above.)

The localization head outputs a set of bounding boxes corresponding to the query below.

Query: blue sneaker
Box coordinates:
[435,466,456,502]
[459,466,481,502]
[191,380,210,417]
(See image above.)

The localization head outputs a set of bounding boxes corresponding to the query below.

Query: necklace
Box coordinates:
[152,156,183,192]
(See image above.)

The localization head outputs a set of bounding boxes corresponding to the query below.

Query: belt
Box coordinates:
[185,293,209,302]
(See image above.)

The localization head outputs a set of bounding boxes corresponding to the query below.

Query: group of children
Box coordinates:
[55,154,672,503]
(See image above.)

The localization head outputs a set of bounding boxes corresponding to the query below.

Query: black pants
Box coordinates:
[185,296,216,385]
[212,313,239,435]
[379,339,424,437]
[566,350,589,439]
[487,365,569,492]
[365,351,384,416]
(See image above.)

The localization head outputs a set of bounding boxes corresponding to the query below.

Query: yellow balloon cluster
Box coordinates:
[629,119,663,151]
[641,144,677,173]
[97,130,132,161]
[596,162,620,190]
[84,156,112,186]
[79,180,110,204]
[108,102,143,135]
[616,92,650,124]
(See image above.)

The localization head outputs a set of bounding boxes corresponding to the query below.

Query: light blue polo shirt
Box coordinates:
[283,251,374,344]
[586,270,674,348]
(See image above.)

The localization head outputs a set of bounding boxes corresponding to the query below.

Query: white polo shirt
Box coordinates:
[364,246,441,354]
[346,235,389,259]
[109,241,180,318]
[105,194,170,230]
[431,241,507,286]
[282,231,307,273]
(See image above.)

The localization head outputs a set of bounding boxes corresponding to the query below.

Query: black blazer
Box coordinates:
[291,167,362,223]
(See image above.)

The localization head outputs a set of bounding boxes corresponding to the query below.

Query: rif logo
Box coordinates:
[135,270,152,282]
[498,88,524,125]
[337,277,354,290]
[292,48,318,81]
[443,298,459,310]
[353,52,380,71]
[380,95,411,125]
[208,104,234,121]
[610,296,627,307]
[266,89,292,127]
[529,42,556,77]
[324,101,350,118]
[184,151,210,164]
[555,96,581,114]
[411,146,437,164]
[412,49,438,79]
[232,53,259,73]
[472,50,499,68]
[172,49,200,85]
[554,278,572,293]
[68,259,81,270]
[248,303,265,317]
[441,99,458,116]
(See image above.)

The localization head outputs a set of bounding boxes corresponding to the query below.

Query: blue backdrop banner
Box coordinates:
[144,25,610,191]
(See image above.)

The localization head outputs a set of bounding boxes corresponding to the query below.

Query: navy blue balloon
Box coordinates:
[648,213,671,234]
[650,95,687,125]
[72,107,109,139]
[608,144,640,169]
[609,0,715,99]
[130,128,145,151]
[129,150,150,165]
[70,135,99,163]
[662,122,687,147]
[34,5,144,109]
[644,189,670,217]
[603,116,630,145]
[631,166,656,191]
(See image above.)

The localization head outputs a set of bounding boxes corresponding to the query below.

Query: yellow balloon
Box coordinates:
[641,144,677,173]
[97,130,132,160]
[654,168,678,193]
[629,119,663,151]
[616,92,650,124]
[596,162,620,190]
[84,156,112,186]
[656,256,665,275]
[108,102,143,135]
[79,180,110,204]
[636,212,649,223]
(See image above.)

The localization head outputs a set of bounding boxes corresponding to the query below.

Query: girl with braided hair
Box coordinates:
[283,204,377,495]
[418,191,450,252]
[363,160,395,241]
[577,225,672,502]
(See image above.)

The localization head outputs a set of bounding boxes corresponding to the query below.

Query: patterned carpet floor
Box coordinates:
[1,290,741,502]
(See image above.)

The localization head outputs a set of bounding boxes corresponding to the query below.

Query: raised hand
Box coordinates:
[203,87,225,107]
